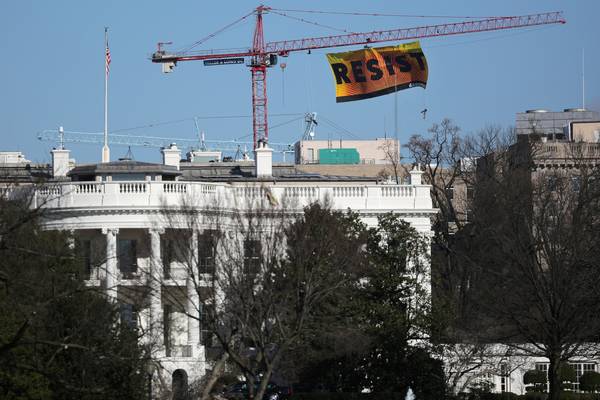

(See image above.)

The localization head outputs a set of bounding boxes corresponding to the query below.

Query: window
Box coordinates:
[161,236,174,279]
[243,239,262,275]
[120,303,138,330]
[117,239,137,278]
[500,363,510,393]
[76,239,92,279]
[466,185,474,200]
[446,186,455,200]
[571,363,596,392]
[199,302,215,347]
[198,231,216,274]
[572,176,581,192]
[535,363,549,392]
[547,176,557,192]
[163,304,172,349]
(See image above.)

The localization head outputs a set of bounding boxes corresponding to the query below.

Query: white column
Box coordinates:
[188,230,200,347]
[149,228,164,355]
[102,228,119,301]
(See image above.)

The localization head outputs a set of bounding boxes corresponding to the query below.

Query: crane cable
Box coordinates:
[269,10,356,34]
[110,113,303,134]
[181,9,255,53]
[319,115,360,140]
[270,8,508,20]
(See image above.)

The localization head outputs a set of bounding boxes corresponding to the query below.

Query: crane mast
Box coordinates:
[250,6,269,150]
[151,7,566,150]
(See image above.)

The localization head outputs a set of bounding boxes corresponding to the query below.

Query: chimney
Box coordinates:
[254,139,273,178]
[409,164,423,185]
[161,143,181,170]
[51,148,71,177]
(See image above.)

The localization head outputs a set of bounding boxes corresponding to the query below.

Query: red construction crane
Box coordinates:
[151,6,565,149]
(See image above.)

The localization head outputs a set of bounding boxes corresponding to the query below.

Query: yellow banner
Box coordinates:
[326,41,428,103]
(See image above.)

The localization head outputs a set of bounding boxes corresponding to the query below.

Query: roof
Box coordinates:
[180,162,380,183]
[68,160,181,177]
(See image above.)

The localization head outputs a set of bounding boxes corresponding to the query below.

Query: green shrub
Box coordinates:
[289,393,405,400]
[560,364,577,386]
[580,372,600,393]
[523,392,548,400]
[524,370,548,393]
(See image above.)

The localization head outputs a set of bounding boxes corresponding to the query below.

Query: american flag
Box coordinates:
[105,46,111,74]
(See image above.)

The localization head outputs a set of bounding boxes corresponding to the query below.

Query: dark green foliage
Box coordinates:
[580,371,600,393]
[451,392,520,400]
[559,364,577,385]
[524,369,549,393]
[0,196,149,399]
[556,393,600,400]
[290,212,443,400]
[290,393,405,400]
[523,394,548,400]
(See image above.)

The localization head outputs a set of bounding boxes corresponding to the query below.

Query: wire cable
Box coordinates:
[269,10,355,34]
[319,115,360,140]
[110,113,304,134]
[181,10,255,53]
[270,8,507,20]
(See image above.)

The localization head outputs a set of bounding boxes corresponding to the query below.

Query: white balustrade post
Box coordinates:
[149,228,164,355]
[102,227,119,301]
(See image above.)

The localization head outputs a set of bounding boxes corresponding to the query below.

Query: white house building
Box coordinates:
[18,142,436,394]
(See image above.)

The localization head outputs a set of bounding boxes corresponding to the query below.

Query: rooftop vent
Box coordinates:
[526,109,549,113]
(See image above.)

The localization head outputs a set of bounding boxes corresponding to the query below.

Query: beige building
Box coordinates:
[294,138,399,165]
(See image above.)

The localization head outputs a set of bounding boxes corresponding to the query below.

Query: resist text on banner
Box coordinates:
[326,41,428,103]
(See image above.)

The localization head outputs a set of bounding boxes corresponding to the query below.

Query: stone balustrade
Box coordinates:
[32,180,432,212]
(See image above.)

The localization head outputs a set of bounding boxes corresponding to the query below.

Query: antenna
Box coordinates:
[582,47,585,110]
[58,126,65,150]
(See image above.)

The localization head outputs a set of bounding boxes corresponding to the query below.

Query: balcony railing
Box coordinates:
[30,180,433,213]
[166,344,193,358]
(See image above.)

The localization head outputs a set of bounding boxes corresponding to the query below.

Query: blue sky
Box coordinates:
[1,0,598,164]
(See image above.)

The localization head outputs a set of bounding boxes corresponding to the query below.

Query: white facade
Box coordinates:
[29,151,436,393]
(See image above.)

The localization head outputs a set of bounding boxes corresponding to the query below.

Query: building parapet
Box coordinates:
[31,180,434,214]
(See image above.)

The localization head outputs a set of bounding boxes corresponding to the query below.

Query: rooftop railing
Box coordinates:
[31,180,433,212]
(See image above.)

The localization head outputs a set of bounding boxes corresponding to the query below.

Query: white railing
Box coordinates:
[381,186,413,197]
[283,187,318,197]
[119,182,147,193]
[75,183,103,194]
[32,181,432,212]
[163,182,187,194]
[332,186,364,197]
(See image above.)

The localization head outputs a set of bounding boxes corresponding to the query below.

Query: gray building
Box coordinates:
[516,108,600,140]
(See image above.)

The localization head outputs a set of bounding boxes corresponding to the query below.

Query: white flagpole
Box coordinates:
[102,27,110,163]
[582,47,585,110]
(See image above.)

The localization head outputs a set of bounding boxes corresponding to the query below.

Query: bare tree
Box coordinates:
[466,138,600,400]
[158,192,367,399]
[378,139,403,184]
